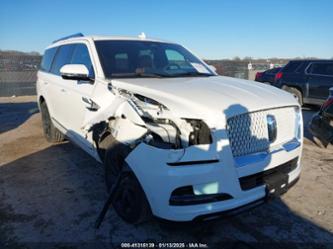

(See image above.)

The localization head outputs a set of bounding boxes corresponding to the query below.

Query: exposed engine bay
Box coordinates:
[87,83,212,161]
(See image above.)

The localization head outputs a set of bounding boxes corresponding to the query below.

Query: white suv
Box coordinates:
[37,33,303,223]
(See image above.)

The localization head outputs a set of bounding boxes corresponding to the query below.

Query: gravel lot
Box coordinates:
[0,96,332,249]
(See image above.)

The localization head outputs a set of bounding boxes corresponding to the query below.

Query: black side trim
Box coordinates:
[167,159,219,166]
[170,193,233,206]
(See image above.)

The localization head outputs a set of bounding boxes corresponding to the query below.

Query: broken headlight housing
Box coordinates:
[184,119,212,146]
[115,87,212,149]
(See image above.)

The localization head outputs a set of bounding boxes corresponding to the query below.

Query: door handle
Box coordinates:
[82,97,100,111]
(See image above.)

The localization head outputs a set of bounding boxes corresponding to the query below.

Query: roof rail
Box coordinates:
[52,33,84,44]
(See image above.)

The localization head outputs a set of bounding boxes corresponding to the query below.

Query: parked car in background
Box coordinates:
[309,87,333,147]
[272,60,333,106]
[255,67,282,84]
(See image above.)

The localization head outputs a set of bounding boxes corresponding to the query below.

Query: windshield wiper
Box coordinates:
[111,72,166,78]
[171,72,214,77]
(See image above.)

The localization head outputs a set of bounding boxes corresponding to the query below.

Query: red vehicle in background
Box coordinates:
[255,67,282,84]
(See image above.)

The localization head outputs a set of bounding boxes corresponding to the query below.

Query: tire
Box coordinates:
[112,173,152,224]
[104,141,130,190]
[284,86,303,106]
[40,101,65,143]
[104,144,152,224]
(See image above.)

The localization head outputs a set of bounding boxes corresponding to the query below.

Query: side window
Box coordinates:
[311,63,333,76]
[71,44,95,77]
[40,47,58,72]
[50,44,75,75]
[283,61,302,73]
[326,63,333,76]
[166,49,185,63]
[306,64,313,74]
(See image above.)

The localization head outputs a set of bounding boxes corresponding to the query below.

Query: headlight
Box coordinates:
[295,107,303,140]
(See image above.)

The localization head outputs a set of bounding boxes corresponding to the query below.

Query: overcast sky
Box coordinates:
[1,0,332,59]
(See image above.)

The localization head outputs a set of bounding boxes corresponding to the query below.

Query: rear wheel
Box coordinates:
[40,101,65,143]
[104,143,152,224]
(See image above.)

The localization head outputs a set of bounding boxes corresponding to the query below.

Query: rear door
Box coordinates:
[307,62,333,100]
[47,44,76,128]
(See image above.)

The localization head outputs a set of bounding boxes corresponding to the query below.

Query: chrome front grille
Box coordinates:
[226,107,296,157]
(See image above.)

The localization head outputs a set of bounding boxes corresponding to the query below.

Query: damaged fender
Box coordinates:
[80,84,213,165]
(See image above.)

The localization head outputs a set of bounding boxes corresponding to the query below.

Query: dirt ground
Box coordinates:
[0,96,332,249]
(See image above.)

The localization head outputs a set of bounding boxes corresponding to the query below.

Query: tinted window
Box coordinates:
[71,44,94,77]
[95,40,214,78]
[40,47,58,72]
[50,44,75,75]
[266,67,281,74]
[114,52,129,73]
[283,61,302,73]
[311,63,333,76]
[165,49,190,69]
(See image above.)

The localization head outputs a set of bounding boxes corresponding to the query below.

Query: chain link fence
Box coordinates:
[0,52,41,96]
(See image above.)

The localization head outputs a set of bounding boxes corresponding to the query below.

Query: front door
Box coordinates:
[58,43,97,154]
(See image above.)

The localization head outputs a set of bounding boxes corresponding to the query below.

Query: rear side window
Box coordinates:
[50,44,75,75]
[71,44,94,77]
[310,63,333,76]
[40,47,57,72]
[283,61,303,73]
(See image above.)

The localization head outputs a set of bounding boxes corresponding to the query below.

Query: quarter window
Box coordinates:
[50,45,75,75]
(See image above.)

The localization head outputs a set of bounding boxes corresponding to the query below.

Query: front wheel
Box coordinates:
[112,173,152,224]
[104,144,152,224]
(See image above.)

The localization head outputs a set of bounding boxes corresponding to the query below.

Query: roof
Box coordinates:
[289,59,333,63]
[49,33,173,48]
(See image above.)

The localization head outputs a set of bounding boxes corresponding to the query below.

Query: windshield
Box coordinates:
[95,40,216,78]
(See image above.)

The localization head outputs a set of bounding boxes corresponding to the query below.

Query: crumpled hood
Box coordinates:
[112,76,298,126]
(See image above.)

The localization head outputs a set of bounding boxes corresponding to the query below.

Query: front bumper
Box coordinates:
[125,135,302,222]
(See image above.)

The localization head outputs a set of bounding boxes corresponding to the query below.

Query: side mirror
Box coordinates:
[60,64,92,82]
[208,64,217,72]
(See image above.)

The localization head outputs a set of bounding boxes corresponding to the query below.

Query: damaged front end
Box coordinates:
[87,83,212,163]
[309,95,333,148]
